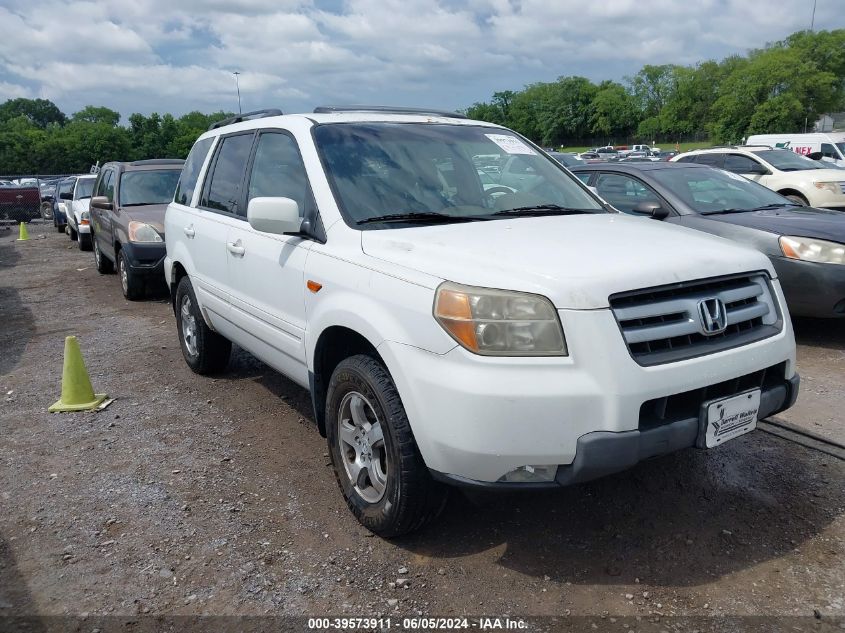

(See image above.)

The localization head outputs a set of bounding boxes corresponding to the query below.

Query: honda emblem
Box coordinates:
[697,298,727,335]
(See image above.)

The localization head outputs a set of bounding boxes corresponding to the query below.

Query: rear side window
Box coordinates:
[820,143,837,159]
[175,137,214,206]
[201,133,254,215]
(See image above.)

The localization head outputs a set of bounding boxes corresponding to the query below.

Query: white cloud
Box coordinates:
[0,0,841,118]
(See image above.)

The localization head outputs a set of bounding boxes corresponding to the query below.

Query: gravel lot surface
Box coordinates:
[1,223,843,632]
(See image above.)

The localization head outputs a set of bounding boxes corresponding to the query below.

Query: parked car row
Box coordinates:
[58,108,843,537]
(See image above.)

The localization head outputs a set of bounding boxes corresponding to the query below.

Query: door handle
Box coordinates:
[227,241,245,256]
[183,226,195,238]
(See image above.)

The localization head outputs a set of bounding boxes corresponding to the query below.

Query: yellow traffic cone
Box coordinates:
[17,222,29,241]
[49,336,108,412]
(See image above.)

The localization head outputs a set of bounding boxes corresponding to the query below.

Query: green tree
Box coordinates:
[590,81,638,138]
[0,98,66,128]
[72,105,121,126]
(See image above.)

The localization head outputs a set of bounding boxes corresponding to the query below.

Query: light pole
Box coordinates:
[810,0,817,31]
[233,71,242,114]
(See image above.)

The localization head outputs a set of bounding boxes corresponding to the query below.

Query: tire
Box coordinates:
[784,194,808,206]
[175,275,231,374]
[117,250,143,299]
[93,234,113,274]
[326,355,447,538]
[69,226,78,241]
[57,224,65,234]
[78,232,92,251]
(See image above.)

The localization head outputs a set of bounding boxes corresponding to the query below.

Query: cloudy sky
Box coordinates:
[0,0,842,120]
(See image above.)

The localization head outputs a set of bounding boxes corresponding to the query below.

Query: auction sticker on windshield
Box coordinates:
[485,134,537,155]
[703,389,760,448]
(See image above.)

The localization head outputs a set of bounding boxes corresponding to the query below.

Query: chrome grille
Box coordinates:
[610,273,782,366]
[839,182,845,194]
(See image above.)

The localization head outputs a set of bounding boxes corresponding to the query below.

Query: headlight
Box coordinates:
[434,282,567,356]
[128,221,163,243]
[780,236,845,265]
[813,181,841,194]
[80,211,90,225]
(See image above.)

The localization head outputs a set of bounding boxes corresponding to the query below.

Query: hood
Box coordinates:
[123,203,168,234]
[805,168,845,182]
[361,214,772,309]
[72,199,90,215]
[703,206,845,243]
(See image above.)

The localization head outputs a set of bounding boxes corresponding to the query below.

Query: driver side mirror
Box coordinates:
[746,163,769,175]
[808,151,824,161]
[90,195,112,210]
[247,197,302,235]
[632,201,670,220]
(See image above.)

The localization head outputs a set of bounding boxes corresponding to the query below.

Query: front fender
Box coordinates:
[304,269,457,372]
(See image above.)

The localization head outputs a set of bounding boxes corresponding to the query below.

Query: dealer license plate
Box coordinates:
[703,389,761,448]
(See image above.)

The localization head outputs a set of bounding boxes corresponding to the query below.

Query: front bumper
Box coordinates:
[121,241,166,277]
[772,256,845,318]
[432,373,799,489]
[380,283,797,484]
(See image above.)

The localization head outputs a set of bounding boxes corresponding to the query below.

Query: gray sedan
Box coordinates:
[571,162,845,318]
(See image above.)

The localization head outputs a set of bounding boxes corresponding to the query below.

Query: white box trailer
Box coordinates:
[746,132,845,167]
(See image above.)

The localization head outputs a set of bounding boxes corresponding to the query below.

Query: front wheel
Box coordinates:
[326,355,447,537]
[784,193,808,206]
[93,234,113,274]
[117,249,143,300]
[78,232,92,251]
[175,275,231,374]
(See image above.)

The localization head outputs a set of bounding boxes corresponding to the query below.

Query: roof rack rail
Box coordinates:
[128,159,185,166]
[209,108,284,130]
[313,105,467,119]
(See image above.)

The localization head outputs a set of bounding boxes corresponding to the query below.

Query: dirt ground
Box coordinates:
[1,223,843,632]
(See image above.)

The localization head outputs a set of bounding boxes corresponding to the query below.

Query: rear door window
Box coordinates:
[200,133,254,215]
[694,154,725,168]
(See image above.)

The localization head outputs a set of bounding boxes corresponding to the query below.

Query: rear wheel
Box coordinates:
[175,275,231,374]
[326,355,447,537]
[69,226,77,241]
[117,249,143,300]
[56,224,65,234]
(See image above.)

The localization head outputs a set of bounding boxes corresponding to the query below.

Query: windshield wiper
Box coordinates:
[122,202,160,207]
[491,204,594,217]
[702,202,800,215]
[356,211,487,225]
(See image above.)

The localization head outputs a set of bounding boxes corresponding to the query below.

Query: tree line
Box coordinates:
[464,29,845,147]
[0,101,233,175]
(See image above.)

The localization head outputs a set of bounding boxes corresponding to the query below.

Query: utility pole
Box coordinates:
[810,0,817,31]
[233,71,242,114]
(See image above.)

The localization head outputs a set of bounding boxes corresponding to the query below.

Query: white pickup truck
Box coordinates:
[164,107,798,536]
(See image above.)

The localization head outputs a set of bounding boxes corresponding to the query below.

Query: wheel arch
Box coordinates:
[776,188,809,204]
[310,325,386,437]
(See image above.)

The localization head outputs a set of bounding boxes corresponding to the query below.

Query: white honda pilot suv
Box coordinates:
[165,107,799,537]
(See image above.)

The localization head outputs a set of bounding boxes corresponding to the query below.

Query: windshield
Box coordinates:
[313,123,604,228]
[836,142,845,157]
[119,170,181,206]
[650,167,794,214]
[756,149,827,171]
[75,178,95,199]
